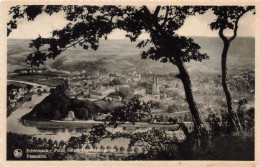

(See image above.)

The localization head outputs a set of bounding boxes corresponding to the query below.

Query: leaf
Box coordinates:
[83,44,89,50]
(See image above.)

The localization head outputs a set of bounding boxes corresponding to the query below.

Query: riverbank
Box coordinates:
[21,118,191,131]
[7,92,34,117]
[7,93,50,135]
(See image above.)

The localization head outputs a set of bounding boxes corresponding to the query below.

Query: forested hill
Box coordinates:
[22,91,103,121]
[8,37,254,74]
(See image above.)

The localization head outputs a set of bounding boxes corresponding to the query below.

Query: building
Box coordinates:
[90,87,116,99]
[104,94,122,102]
[133,87,146,95]
[14,68,47,74]
[151,77,160,95]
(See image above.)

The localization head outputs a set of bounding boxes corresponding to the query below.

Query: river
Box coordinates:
[7,80,184,147]
[7,91,130,146]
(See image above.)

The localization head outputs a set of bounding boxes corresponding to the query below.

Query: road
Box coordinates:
[7,80,51,134]
[7,93,49,134]
[7,79,50,88]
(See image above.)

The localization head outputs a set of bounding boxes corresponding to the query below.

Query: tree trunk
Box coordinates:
[141,7,206,137]
[175,59,205,138]
[221,41,240,133]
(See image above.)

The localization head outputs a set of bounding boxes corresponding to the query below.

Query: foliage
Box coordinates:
[166,103,180,113]
[110,79,121,86]
[7,5,211,136]
[7,5,209,67]
[113,145,118,152]
[7,132,50,160]
[7,5,255,160]
[207,98,254,136]
[149,100,165,110]
[7,129,254,160]
[100,145,105,150]
[210,6,255,41]
[192,135,254,160]
[208,6,255,133]
[109,98,153,126]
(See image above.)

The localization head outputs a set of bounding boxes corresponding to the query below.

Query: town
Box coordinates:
[8,63,254,124]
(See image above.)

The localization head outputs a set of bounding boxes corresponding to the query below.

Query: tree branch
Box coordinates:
[219,27,228,42]
[161,6,169,28]
[228,10,249,42]
[142,6,151,15]
[228,20,238,42]
[153,6,161,17]
[61,38,85,51]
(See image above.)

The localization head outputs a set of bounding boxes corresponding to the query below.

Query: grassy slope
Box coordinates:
[7,37,254,75]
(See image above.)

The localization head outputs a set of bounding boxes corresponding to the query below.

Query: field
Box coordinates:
[8,37,254,75]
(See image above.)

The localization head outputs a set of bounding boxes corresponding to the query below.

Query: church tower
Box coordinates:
[152,77,160,95]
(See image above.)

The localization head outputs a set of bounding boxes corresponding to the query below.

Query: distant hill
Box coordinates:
[7,37,254,75]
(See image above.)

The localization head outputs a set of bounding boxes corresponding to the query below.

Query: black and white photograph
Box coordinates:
[4,4,256,161]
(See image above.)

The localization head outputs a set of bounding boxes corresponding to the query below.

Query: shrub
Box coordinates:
[120,146,125,152]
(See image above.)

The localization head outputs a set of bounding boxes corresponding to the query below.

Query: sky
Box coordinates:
[8,7,255,39]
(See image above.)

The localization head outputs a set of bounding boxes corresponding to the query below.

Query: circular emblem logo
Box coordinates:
[13,149,23,158]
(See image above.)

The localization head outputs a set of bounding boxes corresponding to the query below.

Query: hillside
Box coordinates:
[7,37,254,75]
[22,91,104,121]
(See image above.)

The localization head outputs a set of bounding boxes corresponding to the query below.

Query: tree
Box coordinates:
[68,136,79,150]
[106,145,111,152]
[85,144,91,150]
[32,137,37,143]
[159,115,165,122]
[26,85,33,92]
[209,6,255,133]
[47,139,54,148]
[100,145,105,151]
[54,140,58,146]
[166,103,180,113]
[7,5,209,136]
[110,79,121,86]
[113,145,119,152]
[93,143,98,150]
[80,134,87,144]
[37,138,43,144]
[127,147,133,153]
[120,146,125,153]
[59,140,65,147]
[109,98,152,126]
[134,146,140,154]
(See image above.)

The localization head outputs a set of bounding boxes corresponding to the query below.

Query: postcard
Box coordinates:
[0,0,259,166]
